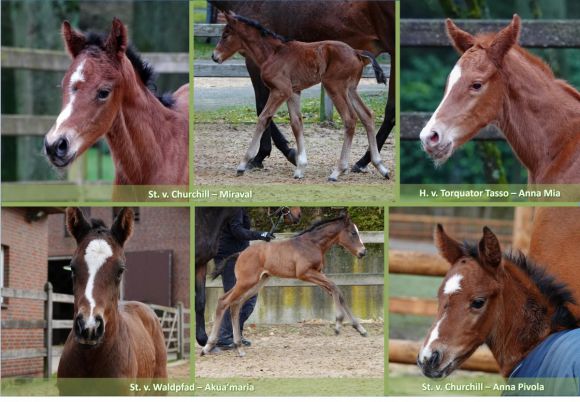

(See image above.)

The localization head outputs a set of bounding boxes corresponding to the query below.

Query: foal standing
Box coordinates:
[212,12,390,181]
[201,214,369,357]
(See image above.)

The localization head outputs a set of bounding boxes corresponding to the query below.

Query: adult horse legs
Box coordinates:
[349,88,390,179]
[287,93,308,179]
[246,59,297,168]
[195,264,208,346]
[324,86,357,181]
[353,62,395,172]
[237,89,289,175]
[299,269,367,336]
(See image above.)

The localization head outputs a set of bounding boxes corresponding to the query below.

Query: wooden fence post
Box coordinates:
[319,87,334,122]
[177,302,184,360]
[44,282,53,379]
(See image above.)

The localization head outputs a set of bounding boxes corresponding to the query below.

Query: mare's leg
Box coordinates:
[230,273,270,357]
[195,263,208,346]
[200,282,253,355]
[298,269,367,336]
[324,85,357,181]
[353,61,395,172]
[349,88,390,179]
[246,60,296,168]
[287,93,308,179]
[237,89,290,175]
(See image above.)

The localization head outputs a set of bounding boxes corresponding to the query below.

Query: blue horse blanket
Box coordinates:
[506,329,580,396]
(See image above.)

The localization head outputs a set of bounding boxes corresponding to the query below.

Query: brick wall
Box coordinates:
[1,208,49,377]
[47,208,190,307]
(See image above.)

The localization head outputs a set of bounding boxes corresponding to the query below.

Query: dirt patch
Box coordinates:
[195,322,384,378]
[167,360,190,379]
[194,123,395,185]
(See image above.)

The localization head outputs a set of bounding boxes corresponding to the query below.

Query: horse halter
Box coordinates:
[267,207,291,237]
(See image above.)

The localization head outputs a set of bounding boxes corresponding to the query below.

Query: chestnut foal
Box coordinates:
[58,208,167,394]
[44,19,188,185]
[418,225,578,381]
[420,15,580,184]
[201,214,369,357]
[212,12,390,181]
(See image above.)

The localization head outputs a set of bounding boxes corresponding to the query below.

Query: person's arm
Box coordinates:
[229,210,275,242]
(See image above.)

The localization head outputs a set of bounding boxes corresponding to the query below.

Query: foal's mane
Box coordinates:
[82,32,175,108]
[462,242,578,330]
[294,215,346,237]
[233,15,291,43]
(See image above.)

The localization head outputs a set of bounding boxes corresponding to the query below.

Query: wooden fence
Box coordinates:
[0,283,190,378]
[194,24,390,121]
[401,18,580,141]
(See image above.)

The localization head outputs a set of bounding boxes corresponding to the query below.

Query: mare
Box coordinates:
[194,207,301,346]
[213,12,389,181]
[417,225,578,380]
[201,213,368,357]
[57,208,167,394]
[419,15,580,184]
[44,18,189,185]
[209,0,395,173]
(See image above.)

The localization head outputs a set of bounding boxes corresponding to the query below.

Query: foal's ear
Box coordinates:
[66,207,91,243]
[434,224,464,264]
[105,17,128,60]
[488,14,521,66]
[62,21,86,58]
[478,226,502,269]
[446,19,475,54]
[224,10,236,22]
[111,208,134,247]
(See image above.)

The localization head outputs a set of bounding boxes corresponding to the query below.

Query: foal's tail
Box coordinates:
[210,252,241,280]
[358,50,387,85]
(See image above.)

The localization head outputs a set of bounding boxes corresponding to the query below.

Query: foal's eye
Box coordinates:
[116,266,126,280]
[351,231,357,236]
[471,82,483,91]
[97,89,111,101]
[470,298,486,309]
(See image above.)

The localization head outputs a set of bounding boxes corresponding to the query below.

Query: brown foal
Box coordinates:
[420,15,580,184]
[201,214,369,357]
[212,12,389,181]
[44,19,188,185]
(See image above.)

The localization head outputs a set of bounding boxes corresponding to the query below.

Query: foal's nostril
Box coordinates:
[429,350,441,367]
[74,315,85,338]
[55,137,69,158]
[94,315,105,339]
[429,131,440,144]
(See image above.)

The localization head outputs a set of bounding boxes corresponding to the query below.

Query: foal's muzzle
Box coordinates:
[74,314,105,347]
[44,136,75,168]
[357,248,367,258]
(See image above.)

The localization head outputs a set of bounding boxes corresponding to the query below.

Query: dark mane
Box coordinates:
[82,32,175,108]
[233,15,291,42]
[89,218,107,230]
[462,241,577,330]
[294,215,346,237]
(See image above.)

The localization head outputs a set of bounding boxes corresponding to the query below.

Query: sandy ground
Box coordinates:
[194,122,395,185]
[195,321,384,378]
[167,360,190,379]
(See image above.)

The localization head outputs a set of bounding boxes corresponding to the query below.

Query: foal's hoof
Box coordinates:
[351,164,369,174]
[286,148,297,166]
[328,176,338,182]
[293,172,304,180]
[236,169,245,176]
[334,328,340,335]
[247,159,264,170]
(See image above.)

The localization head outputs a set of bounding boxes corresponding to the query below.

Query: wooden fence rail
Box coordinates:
[1,284,190,378]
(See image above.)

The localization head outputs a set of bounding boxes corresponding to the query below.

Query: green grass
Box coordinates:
[194,93,387,125]
[85,147,114,181]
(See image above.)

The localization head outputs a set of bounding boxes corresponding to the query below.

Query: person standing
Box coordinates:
[215,208,274,350]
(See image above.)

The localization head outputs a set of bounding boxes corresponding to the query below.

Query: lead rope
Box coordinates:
[267,207,290,237]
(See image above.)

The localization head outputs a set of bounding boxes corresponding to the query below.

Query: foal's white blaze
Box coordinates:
[419,314,445,361]
[443,273,463,295]
[419,63,462,142]
[47,60,86,142]
[83,239,113,328]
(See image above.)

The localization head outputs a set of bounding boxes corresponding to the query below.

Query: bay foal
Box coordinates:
[201,214,369,357]
[212,12,389,181]
[44,19,188,185]
[58,208,167,394]
[420,15,580,183]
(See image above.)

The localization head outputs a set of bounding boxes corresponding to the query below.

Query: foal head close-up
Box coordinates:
[420,15,521,165]
[337,214,367,259]
[417,225,504,378]
[44,18,135,168]
[66,207,134,348]
[212,12,246,64]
